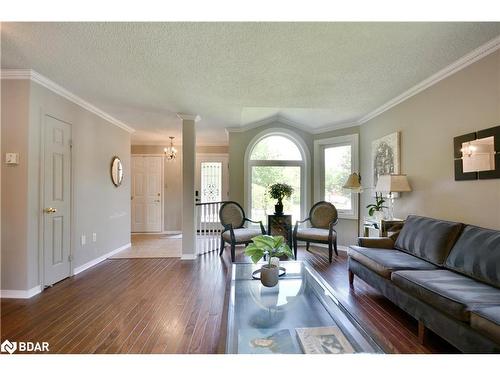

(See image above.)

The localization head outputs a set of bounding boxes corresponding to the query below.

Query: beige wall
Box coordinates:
[1,80,30,290]
[131,144,228,232]
[228,122,360,247]
[1,79,131,291]
[359,50,500,230]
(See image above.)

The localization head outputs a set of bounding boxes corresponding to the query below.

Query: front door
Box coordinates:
[131,156,163,232]
[43,115,72,286]
[195,154,229,203]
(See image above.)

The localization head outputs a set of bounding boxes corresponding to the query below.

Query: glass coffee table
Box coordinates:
[226,261,383,354]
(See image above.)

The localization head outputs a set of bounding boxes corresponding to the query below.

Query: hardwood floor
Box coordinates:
[0,245,457,354]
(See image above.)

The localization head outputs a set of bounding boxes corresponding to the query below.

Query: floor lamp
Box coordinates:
[343,172,363,237]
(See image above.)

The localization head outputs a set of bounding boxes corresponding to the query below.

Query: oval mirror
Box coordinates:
[110,156,124,187]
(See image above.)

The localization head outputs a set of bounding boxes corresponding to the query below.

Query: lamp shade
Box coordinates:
[343,172,362,192]
[375,174,411,193]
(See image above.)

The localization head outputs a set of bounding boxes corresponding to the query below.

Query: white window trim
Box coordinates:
[244,128,311,221]
[314,134,359,220]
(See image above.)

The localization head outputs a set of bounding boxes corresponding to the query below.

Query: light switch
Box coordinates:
[92,233,97,242]
[5,153,19,165]
[81,235,86,246]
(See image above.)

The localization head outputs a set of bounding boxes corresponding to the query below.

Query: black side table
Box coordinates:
[267,214,292,247]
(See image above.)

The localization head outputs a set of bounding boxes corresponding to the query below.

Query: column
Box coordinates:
[178,113,200,260]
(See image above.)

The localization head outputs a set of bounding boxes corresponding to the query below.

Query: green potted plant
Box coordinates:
[268,183,294,215]
[245,235,294,287]
[366,192,388,220]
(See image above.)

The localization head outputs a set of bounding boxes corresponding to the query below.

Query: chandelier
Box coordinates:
[164,136,177,161]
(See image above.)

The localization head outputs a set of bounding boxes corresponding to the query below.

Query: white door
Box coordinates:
[195,154,229,203]
[43,115,72,286]
[131,156,163,232]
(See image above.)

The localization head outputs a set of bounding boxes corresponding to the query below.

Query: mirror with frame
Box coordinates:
[111,156,124,187]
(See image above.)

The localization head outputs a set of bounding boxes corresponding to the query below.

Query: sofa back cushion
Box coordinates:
[445,225,500,288]
[395,215,463,265]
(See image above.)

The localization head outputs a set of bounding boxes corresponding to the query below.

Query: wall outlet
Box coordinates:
[81,234,86,246]
[5,153,19,165]
[92,233,97,242]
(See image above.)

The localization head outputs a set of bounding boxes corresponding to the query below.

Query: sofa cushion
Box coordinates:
[392,269,500,322]
[394,215,463,265]
[348,246,437,279]
[470,306,500,345]
[222,228,263,243]
[445,225,500,288]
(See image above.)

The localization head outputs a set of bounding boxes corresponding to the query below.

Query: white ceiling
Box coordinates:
[2,22,500,145]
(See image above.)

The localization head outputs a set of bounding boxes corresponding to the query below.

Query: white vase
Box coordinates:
[373,211,385,221]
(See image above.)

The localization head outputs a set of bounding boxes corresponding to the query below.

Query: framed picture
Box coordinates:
[371,131,401,189]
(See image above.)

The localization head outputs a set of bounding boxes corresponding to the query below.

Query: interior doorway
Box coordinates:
[131,155,164,233]
[42,115,72,286]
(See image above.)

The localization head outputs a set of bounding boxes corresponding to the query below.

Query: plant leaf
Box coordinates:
[252,235,275,250]
[250,254,262,264]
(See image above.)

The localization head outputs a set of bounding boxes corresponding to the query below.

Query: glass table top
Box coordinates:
[226,261,383,354]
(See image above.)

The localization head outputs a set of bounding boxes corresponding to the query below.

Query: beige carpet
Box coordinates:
[110,233,182,259]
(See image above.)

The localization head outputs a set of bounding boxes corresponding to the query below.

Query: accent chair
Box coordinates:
[219,201,266,262]
[293,201,339,263]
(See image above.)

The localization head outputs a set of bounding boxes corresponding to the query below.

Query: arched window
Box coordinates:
[245,130,309,223]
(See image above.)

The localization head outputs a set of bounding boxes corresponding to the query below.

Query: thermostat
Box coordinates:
[5,153,19,165]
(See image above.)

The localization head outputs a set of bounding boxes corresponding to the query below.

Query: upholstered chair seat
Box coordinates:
[295,227,334,242]
[222,228,263,243]
[292,201,339,263]
[219,201,266,262]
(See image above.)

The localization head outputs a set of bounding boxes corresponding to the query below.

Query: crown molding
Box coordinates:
[1,69,135,134]
[226,114,312,134]
[226,113,359,135]
[358,34,500,125]
[177,113,201,122]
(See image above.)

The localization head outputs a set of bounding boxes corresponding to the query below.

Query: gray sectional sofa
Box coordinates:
[348,215,500,353]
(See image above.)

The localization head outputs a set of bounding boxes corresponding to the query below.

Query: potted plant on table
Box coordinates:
[366,192,388,221]
[245,235,295,287]
[268,183,294,215]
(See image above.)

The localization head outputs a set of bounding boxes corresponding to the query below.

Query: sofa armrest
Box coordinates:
[357,237,395,249]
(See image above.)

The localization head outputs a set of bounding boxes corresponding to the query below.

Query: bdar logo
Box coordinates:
[1,339,17,354]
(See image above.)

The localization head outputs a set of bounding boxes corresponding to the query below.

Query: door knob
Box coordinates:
[44,207,57,214]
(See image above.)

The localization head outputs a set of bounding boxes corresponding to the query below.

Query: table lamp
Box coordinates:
[343,172,363,235]
[374,174,411,219]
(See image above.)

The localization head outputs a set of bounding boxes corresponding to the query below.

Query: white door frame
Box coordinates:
[131,154,165,233]
[38,112,74,286]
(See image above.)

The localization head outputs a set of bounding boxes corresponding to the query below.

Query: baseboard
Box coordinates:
[180,254,197,260]
[73,242,131,275]
[0,285,42,299]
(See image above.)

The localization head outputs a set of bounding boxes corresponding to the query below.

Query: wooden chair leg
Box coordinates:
[348,270,354,286]
[306,242,310,251]
[230,243,236,262]
[418,321,427,344]
[328,242,333,263]
[334,238,338,256]
[219,237,225,256]
[293,238,298,260]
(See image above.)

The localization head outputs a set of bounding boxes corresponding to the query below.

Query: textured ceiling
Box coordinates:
[2,22,500,145]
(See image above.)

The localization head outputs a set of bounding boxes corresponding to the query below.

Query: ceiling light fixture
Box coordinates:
[164,136,177,161]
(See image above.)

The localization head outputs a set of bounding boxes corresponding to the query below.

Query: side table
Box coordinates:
[267,214,292,247]
[363,218,405,237]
